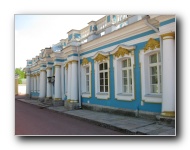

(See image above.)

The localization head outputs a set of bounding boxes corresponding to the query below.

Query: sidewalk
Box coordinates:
[16,97,175,136]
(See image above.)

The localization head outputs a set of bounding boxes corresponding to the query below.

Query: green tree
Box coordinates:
[15,68,26,84]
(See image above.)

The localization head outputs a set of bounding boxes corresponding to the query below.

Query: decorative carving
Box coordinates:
[82,58,89,65]
[65,63,68,70]
[144,38,160,52]
[94,53,107,62]
[113,47,129,58]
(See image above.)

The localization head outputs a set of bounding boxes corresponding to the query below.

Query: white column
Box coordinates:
[39,69,46,99]
[46,67,52,98]
[30,75,33,92]
[61,65,65,100]
[36,73,39,92]
[38,73,40,93]
[161,32,175,117]
[71,61,78,101]
[33,75,37,92]
[67,62,72,100]
[26,73,30,96]
[54,65,61,100]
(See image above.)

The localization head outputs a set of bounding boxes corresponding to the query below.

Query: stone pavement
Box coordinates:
[16,97,175,136]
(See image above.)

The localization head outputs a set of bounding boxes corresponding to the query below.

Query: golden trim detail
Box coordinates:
[161,111,175,117]
[94,53,107,62]
[113,47,129,58]
[54,98,61,101]
[54,64,61,67]
[65,63,68,70]
[82,58,89,65]
[144,38,160,52]
[46,67,52,70]
[161,32,175,38]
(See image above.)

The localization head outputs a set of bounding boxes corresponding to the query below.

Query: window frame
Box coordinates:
[113,53,135,101]
[94,59,110,99]
[81,62,92,98]
[140,48,162,104]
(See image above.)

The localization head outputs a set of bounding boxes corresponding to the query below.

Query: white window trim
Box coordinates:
[113,53,135,101]
[139,48,162,103]
[94,59,110,99]
[81,63,92,98]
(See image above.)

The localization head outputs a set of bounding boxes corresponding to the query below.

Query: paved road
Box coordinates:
[15,100,125,135]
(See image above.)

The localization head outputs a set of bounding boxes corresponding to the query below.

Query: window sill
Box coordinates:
[96,92,109,95]
[82,92,91,98]
[95,92,109,99]
[117,93,132,96]
[145,94,162,98]
[116,93,134,101]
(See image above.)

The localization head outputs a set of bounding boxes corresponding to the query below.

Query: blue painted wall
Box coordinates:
[81,35,162,113]
[31,92,39,97]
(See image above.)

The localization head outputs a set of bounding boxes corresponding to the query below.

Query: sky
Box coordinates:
[15,15,104,68]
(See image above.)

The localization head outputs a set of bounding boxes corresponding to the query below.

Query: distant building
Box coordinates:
[25,15,176,118]
[15,74,19,95]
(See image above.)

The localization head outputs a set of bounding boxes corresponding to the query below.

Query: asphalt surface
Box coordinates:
[15,95,175,136]
[15,99,125,135]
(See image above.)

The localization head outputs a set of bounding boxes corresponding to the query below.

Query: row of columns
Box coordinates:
[26,60,79,102]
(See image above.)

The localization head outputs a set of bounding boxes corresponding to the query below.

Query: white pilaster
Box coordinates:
[26,73,30,95]
[67,62,72,100]
[46,67,52,98]
[161,32,175,117]
[39,69,46,99]
[71,61,78,101]
[54,65,61,100]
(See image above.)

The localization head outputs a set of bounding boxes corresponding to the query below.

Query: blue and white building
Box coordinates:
[25,15,176,118]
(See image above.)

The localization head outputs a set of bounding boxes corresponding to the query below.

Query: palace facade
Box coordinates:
[24,15,176,118]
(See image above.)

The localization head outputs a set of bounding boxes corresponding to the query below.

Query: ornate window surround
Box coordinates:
[92,52,110,99]
[110,44,135,101]
[139,38,162,104]
[81,58,92,98]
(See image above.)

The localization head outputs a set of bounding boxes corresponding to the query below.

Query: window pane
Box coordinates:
[150,54,157,63]
[100,73,104,78]
[130,77,132,85]
[159,65,161,75]
[105,78,108,85]
[86,67,89,73]
[151,76,158,84]
[158,52,161,62]
[86,86,89,92]
[151,66,157,75]
[123,78,127,85]
[100,79,104,85]
[105,72,108,78]
[128,59,131,67]
[86,75,89,81]
[100,86,104,92]
[105,86,108,92]
[151,85,158,93]
[123,86,127,93]
[122,60,127,68]
[122,70,127,77]
[104,63,108,69]
[129,85,132,93]
[99,63,103,70]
